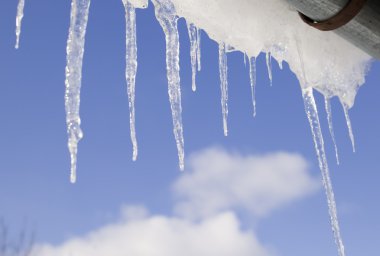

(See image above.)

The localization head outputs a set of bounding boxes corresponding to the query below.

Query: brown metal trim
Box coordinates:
[298,0,368,31]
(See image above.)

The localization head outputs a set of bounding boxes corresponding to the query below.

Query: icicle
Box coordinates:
[243,52,247,67]
[187,22,197,92]
[122,0,138,161]
[152,0,185,170]
[266,52,273,86]
[296,35,345,256]
[302,88,345,256]
[196,27,201,72]
[219,43,228,136]
[249,57,257,117]
[341,102,356,152]
[65,0,91,183]
[324,97,340,165]
[15,0,25,49]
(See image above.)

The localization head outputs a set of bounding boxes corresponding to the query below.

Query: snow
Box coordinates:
[170,0,371,108]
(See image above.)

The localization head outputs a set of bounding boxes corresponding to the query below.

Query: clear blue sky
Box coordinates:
[0,0,379,255]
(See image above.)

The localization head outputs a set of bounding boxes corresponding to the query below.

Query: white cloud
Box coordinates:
[32,147,319,256]
[174,147,320,219]
[32,208,271,256]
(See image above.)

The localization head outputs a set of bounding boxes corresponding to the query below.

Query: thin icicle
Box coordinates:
[152,0,185,170]
[325,97,340,165]
[196,27,201,72]
[122,0,138,161]
[243,52,247,67]
[249,57,257,117]
[302,88,345,256]
[15,0,25,49]
[187,22,197,91]
[296,35,345,256]
[65,0,91,183]
[266,52,273,86]
[219,43,228,136]
[341,102,356,152]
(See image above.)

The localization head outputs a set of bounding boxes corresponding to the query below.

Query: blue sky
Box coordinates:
[0,0,379,255]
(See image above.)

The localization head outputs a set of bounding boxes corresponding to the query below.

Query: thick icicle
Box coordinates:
[302,88,345,256]
[152,0,185,170]
[15,0,25,49]
[266,52,273,87]
[65,0,91,183]
[324,97,340,165]
[341,102,356,152]
[219,43,228,136]
[187,22,197,91]
[122,0,138,161]
[249,57,257,117]
[196,27,201,72]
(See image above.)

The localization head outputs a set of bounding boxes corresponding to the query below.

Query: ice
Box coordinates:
[15,0,25,49]
[152,0,185,170]
[187,22,198,91]
[249,57,257,117]
[325,97,340,165]
[266,52,273,87]
[196,27,201,72]
[122,0,138,161]
[341,102,356,152]
[64,0,91,183]
[302,88,345,256]
[219,43,228,136]
[170,0,371,108]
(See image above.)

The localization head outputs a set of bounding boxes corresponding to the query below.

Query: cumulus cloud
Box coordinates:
[174,147,320,219]
[31,147,320,256]
[32,208,271,256]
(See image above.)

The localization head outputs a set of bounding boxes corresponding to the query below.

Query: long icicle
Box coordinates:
[152,0,185,170]
[122,0,138,161]
[249,57,257,117]
[324,97,340,165]
[187,22,197,91]
[65,0,91,183]
[219,43,228,136]
[15,0,25,49]
[296,35,345,256]
[266,52,273,87]
[196,27,201,72]
[341,102,356,152]
[302,88,345,256]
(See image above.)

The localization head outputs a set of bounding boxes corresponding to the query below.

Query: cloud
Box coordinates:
[174,147,320,219]
[31,147,320,256]
[32,207,271,256]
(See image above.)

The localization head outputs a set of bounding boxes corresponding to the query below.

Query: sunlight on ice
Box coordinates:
[302,88,345,256]
[249,57,257,117]
[187,22,198,91]
[219,43,229,136]
[324,97,340,165]
[15,0,25,49]
[122,0,139,161]
[341,102,356,153]
[65,0,91,183]
[266,52,273,87]
[152,0,185,170]
[196,27,201,72]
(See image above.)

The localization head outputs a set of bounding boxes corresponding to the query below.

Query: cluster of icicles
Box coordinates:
[14,0,364,255]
